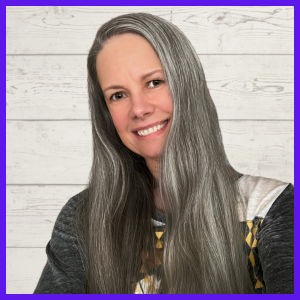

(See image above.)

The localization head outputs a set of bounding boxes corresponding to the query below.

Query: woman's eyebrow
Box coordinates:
[102,84,125,93]
[102,69,164,93]
[140,69,164,80]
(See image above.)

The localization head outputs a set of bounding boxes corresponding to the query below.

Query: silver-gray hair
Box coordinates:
[75,12,254,293]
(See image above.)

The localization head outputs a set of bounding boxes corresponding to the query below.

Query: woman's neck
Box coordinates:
[153,186,170,214]
[146,158,159,181]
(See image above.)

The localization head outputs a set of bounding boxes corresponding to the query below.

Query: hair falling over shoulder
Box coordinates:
[74,13,254,294]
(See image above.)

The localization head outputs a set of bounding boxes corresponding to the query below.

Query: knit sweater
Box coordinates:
[33,174,294,294]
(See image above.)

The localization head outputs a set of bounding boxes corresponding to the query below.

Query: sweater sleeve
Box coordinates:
[33,191,87,294]
[258,183,294,294]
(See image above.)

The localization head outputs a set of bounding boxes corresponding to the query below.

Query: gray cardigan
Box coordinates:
[34,175,294,294]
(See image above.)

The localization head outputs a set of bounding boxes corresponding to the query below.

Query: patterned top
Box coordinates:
[135,175,294,294]
[244,218,265,291]
[34,175,294,294]
[134,220,165,294]
[134,218,267,294]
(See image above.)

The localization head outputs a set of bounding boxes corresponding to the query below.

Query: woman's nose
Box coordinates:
[129,91,155,119]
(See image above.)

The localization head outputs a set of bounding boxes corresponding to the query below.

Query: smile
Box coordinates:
[133,119,170,139]
[137,119,168,136]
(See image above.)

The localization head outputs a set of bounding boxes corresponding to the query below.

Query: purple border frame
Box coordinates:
[5,2,296,298]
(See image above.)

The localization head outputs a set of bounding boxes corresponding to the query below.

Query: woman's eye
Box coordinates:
[111,92,125,101]
[148,80,163,88]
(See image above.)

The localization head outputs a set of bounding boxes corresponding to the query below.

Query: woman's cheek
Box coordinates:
[110,113,128,134]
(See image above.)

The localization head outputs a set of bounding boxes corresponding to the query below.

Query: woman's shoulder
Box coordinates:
[53,188,89,238]
[237,175,294,293]
[236,174,293,222]
[34,189,89,294]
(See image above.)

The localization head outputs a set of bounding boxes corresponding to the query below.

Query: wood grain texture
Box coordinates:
[7,120,92,184]
[6,248,47,294]
[7,185,85,248]
[6,55,89,120]
[6,55,294,120]
[6,6,294,294]
[6,120,293,185]
[6,6,294,55]
[171,6,294,55]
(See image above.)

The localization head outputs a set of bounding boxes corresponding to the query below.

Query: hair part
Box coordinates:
[75,12,254,293]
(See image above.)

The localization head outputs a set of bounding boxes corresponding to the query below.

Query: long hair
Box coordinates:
[75,13,254,293]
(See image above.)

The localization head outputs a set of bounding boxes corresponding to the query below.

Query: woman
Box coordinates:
[34,13,294,294]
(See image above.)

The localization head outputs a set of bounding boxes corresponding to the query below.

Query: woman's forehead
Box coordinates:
[98,33,160,63]
[96,33,163,85]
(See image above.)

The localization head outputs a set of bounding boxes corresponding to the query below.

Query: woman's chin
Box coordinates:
[142,150,163,161]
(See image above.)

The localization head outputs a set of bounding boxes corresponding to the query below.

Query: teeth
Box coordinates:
[137,120,168,136]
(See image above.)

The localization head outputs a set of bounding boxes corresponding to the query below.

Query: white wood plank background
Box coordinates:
[6,6,294,55]
[6,55,293,120]
[6,6,294,294]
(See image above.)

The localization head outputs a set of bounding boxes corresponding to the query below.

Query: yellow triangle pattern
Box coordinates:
[246,221,253,230]
[252,227,258,236]
[140,264,146,273]
[255,280,264,289]
[249,250,255,267]
[252,238,258,248]
[246,231,252,247]
[155,231,163,239]
[135,284,142,294]
[245,218,265,290]
[156,240,163,249]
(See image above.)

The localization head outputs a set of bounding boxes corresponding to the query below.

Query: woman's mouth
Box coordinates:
[133,119,170,139]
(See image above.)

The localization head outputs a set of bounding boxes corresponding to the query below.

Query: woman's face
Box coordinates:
[96,33,173,164]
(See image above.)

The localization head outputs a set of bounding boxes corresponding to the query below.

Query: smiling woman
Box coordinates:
[33,13,294,294]
[96,33,173,180]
